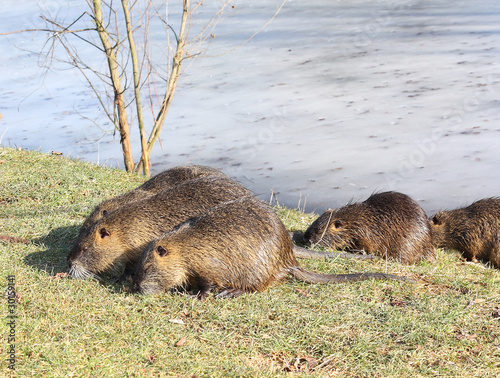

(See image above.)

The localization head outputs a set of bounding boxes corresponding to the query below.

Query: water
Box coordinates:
[1,0,499,215]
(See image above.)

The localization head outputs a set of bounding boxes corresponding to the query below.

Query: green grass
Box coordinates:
[1,147,499,377]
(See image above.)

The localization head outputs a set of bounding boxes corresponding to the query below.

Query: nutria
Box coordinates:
[430,198,500,268]
[303,191,435,265]
[68,176,252,280]
[134,197,412,298]
[78,165,225,234]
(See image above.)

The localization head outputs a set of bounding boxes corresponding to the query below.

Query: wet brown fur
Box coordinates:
[430,198,500,268]
[303,191,435,265]
[77,165,225,235]
[134,197,412,299]
[67,176,252,279]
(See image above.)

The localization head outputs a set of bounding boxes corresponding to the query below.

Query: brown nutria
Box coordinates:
[78,165,225,234]
[67,176,252,280]
[430,198,500,268]
[133,197,412,299]
[303,191,435,265]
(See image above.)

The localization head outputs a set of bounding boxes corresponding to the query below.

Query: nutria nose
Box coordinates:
[67,245,88,264]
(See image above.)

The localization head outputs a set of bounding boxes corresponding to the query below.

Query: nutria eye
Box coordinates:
[334,220,343,229]
[100,228,111,239]
[432,216,440,225]
[102,210,108,216]
[156,246,168,257]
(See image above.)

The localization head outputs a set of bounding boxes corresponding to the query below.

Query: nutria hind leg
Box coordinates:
[216,288,247,299]
[194,289,212,300]
[485,234,500,269]
[493,235,500,268]
[190,277,215,300]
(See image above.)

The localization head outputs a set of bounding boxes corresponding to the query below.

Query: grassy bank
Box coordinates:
[1,147,499,377]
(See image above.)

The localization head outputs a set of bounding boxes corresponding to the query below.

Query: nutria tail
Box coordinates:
[292,245,378,260]
[288,266,414,283]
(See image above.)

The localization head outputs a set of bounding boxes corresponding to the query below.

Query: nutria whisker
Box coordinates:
[312,209,335,250]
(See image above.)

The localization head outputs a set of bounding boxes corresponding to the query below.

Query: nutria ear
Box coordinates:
[334,220,343,229]
[156,246,168,257]
[431,216,441,225]
[100,228,111,239]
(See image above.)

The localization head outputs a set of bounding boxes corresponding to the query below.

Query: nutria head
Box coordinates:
[304,205,368,250]
[429,211,449,249]
[67,219,128,280]
[134,237,188,295]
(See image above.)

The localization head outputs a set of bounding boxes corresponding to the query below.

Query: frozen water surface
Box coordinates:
[1,0,499,214]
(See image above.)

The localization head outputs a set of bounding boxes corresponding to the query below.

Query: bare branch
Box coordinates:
[200,0,287,58]
[147,0,189,150]
[5,0,283,176]
[93,0,134,171]
[1,27,94,36]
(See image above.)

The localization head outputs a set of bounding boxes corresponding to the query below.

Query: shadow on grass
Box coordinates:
[25,225,80,275]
